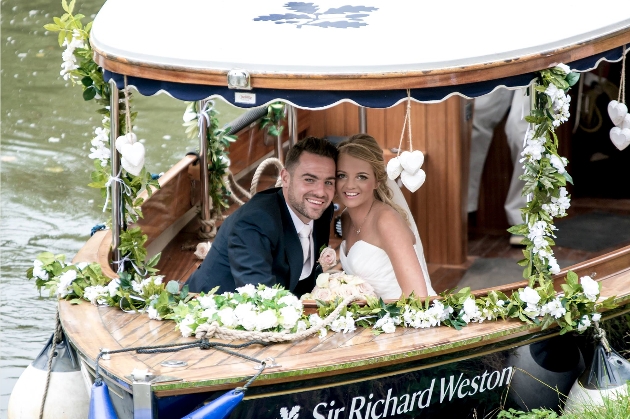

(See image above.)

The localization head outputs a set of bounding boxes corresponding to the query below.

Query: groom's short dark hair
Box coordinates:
[284,137,338,173]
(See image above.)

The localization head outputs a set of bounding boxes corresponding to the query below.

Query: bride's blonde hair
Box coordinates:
[337,134,409,224]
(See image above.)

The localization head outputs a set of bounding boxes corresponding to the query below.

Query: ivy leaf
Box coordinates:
[566,72,580,87]
[83,86,96,101]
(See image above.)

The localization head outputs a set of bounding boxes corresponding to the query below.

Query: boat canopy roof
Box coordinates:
[91,0,630,108]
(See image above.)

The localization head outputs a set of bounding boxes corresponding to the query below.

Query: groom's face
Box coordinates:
[282,151,336,223]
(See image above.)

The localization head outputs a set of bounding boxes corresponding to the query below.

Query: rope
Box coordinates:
[93,339,270,386]
[250,158,284,196]
[618,45,626,104]
[123,75,132,135]
[593,321,612,353]
[224,175,246,206]
[228,170,252,200]
[198,217,217,239]
[195,295,361,342]
[395,89,413,156]
[39,311,62,419]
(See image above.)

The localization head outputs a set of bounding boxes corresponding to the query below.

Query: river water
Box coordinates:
[0,0,242,415]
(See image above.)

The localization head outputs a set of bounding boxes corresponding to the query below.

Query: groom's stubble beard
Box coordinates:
[286,180,329,221]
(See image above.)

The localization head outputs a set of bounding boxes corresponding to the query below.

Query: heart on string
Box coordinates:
[400,168,426,193]
[398,150,424,175]
[115,132,138,154]
[610,127,630,151]
[621,113,630,130]
[120,142,145,176]
[608,100,628,126]
[386,157,403,180]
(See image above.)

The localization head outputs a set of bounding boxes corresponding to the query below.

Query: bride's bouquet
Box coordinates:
[301,271,377,301]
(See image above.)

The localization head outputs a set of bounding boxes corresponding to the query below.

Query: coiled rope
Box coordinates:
[40,311,63,419]
[250,158,284,197]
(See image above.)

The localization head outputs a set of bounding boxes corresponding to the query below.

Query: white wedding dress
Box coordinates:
[338,178,437,299]
[340,240,436,299]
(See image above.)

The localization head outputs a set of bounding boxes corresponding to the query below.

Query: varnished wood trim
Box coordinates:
[93,31,630,91]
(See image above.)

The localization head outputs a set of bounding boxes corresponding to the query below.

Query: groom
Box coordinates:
[186,137,338,297]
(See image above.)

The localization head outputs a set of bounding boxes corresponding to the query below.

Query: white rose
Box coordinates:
[278,295,302,310]
[235,284,257,297]
[196,294,217,310]
[296,320,307,332]
[179,315,196,337]
[153,276,164,286]
[256,309,279,331]
[258,287,279,300]
[316,273,330,288]
[107,278,120,297]
[57,270,78,297]
[218,307,237,328]
[591,313,601,322]
[580,276,599,301]
[555,63,571,75]
[148,306,162,321]
[381,321,396,334]
[280,306,301,330]
[519,287,541,306]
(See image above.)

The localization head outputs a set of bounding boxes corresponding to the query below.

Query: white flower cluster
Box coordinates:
[32,259,50,281]
[540,297,566,319]
[88,126,110,167]
[527,220,560,274]
[373,314,399,334]
[519,287,542,318]
[131,275,163,299]
[544,83,571,127]
[542,187,571,218]
[520,128,546,164]
[402,300,452,328]
[179,285,305,337]
[329,312,356,334]
[80,275,119,306]
[580,276,600,302]
[60,30,85,82]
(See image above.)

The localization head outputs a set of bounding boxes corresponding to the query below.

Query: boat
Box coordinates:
[12,1,630,418]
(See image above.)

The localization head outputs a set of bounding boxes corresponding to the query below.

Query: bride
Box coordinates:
[336,134,436,299]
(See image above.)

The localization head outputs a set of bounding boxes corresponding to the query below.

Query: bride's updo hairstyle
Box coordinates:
[337,134,409,224]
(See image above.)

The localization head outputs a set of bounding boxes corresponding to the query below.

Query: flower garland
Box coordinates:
[29,253,616,337]
[509,65,579,283]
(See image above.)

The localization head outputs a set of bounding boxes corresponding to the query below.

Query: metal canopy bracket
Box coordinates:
[227,69,251,90]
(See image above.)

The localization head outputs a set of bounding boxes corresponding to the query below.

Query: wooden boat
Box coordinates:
[53,1,630,418]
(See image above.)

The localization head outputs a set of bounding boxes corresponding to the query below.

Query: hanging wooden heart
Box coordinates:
[387,157,403,180]
[400,168,426,193]
[115,132,137,154]
[608,100,628,126]
[610,127,630,151]
[621,113,630,130]
[120,142,146,176]
[399,150,424,174]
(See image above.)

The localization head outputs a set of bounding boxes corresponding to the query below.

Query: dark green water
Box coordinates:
[0,0,242,415]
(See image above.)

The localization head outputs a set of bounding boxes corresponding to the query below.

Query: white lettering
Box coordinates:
[500,367,513,387]
[396,394,410,414]
[479,371,490,392]
[371,399,384,419]
[334,408,345,419]
[457,378,470,398]
[440,374,464,402]
[349,397,365,419]
[313,403,328,419]
[383,388,397,417]
[469,375,480,396]
[418,379,435,408]
[487,371,501,390]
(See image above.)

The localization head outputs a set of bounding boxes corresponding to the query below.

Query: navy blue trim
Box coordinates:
[104,46,625,109]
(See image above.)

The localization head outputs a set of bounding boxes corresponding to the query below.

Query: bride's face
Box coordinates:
[336,153,378,208]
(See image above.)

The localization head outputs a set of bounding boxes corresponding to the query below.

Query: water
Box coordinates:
[0,0,242,415]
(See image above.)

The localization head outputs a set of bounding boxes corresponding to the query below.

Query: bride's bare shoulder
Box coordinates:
[374,203,413,238]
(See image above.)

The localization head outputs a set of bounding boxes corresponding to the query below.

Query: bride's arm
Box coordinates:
[377,210,428,298]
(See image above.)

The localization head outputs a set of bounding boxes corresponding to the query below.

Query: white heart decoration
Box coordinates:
[610,127,630,151]
[400,168,426,193]
[119,142,146,176]
[386,157,403,180]
[621,113,630,130]
[398,150,424,175]
[115,132,137,154]
[608,100,628,126]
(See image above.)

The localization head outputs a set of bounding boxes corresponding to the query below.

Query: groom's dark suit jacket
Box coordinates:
[186,187,333,297]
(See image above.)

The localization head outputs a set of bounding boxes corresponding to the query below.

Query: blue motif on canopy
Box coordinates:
[105,46,625,110]
[254,2,378,28]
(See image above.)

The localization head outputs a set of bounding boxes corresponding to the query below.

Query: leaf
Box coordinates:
[62,0,70,13]
[44,23,61,31]
[69,299,83,305]
[566,72,580,87]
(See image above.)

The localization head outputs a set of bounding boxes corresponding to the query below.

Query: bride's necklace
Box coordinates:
[352,200,375,235]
